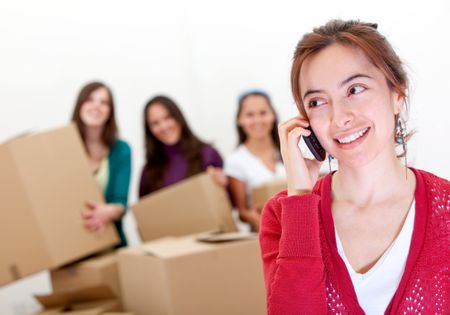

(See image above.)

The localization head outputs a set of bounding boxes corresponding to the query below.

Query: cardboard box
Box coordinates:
[0,124,119,286]
[251,180,286,209]
[118,232,266,315]
[132,173,237,241]
[50,253,121,299]
[34,286,121,315]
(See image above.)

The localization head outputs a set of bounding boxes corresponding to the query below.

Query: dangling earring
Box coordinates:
[328,154,334,173]
[395,114,408,179]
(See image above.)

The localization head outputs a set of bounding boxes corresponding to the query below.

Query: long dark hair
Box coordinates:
[236,90,281,153]
[71,81,118,149]
[143,95,205,191]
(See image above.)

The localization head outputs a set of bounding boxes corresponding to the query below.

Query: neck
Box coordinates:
[84,126,104,145]
[244,135,274,153]
[332,147,414,208]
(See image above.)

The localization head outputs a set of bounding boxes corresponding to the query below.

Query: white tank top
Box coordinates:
[335,201,415,314]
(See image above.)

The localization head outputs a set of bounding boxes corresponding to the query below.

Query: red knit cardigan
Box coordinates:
[259,168,449,314]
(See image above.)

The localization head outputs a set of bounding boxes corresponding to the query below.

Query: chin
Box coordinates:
[84,120,106,128]
[163,138,179,145]
[334,152,377,169]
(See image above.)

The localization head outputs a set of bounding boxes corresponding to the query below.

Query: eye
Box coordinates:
[245,112,254,117]
[307,98,326,108]
[348,85,366,96]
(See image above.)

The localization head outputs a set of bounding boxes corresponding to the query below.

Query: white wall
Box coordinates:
[1,0,449,313]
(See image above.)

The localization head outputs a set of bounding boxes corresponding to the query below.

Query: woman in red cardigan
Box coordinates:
[259,20,449,314]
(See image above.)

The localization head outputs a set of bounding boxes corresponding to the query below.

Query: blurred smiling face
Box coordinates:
[147,103,182,145]
[238,95,276,141]
[80,87,111,128]
[299,43,404,167]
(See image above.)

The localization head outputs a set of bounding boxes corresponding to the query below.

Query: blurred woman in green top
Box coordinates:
[71,81,131,247]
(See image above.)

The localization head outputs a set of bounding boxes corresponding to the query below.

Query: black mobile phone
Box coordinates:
[304,126,326,161]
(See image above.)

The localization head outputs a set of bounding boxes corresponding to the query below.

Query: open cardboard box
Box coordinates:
[34,286,121,315]
[50,252,121,299]
[0,124,118,286]
[118,231,266,315]
[132,173,237,242]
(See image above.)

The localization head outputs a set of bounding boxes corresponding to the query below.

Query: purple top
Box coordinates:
[138,142,223,198]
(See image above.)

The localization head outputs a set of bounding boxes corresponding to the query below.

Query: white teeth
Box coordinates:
[337,127,369,144]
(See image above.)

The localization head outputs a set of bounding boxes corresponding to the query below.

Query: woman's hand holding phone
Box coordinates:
[278,116,323,196]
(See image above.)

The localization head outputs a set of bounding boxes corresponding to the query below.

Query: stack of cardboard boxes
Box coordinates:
[1,124,272,314]
[0,125,129,314]
[124,172,267,314]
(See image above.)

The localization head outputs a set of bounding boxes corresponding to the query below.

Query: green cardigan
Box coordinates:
[105,139,131,247]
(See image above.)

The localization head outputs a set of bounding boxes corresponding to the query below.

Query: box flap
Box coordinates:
[35,285,116,308]
[1,129,34,145]
[196,232,258,243]
[140,237,212,259]
[138,232,257,258]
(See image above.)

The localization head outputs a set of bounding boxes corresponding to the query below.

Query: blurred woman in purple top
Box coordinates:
[138,95,226,198]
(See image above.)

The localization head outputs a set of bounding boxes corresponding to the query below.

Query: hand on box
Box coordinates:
[82,201,122,234]
[207,166,228,187]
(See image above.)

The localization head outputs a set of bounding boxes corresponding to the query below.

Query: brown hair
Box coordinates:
[236,90,280,155]
[143,95,206,191]
[71,82,118,148]
[291,19,412,152]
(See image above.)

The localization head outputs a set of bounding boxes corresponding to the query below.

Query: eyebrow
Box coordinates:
[302,73,373,100]
[339,73,372,87]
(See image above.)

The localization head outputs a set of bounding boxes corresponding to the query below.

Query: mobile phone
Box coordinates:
[304,126,326,161]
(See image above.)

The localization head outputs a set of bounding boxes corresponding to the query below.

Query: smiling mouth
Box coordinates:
[335,127,370,144]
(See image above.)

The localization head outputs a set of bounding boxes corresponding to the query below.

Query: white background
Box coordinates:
[1,0,449,313]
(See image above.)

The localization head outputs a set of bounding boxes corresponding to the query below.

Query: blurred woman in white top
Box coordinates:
[225,90,285,231]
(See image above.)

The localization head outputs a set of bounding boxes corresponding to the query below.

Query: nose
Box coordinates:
[331,101,353,128]
[158,119,172,131]
[89,101,102,110]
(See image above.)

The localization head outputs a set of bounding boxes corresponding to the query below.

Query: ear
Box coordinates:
[392,86,407,115]
[237,115,244,127]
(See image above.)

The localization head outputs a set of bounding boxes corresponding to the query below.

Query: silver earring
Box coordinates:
[395,114,406,145]
[395,114,408,179]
